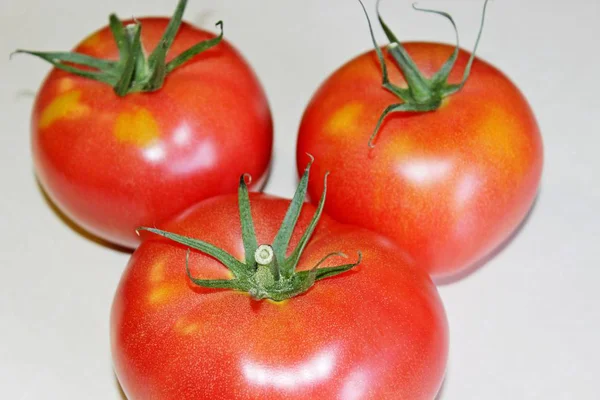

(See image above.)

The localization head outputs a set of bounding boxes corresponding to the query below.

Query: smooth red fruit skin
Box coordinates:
[32,18,272,248]
[296,43,543,280]
[111,193,448,399]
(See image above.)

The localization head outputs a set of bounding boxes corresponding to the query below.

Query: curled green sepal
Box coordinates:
[139,159,361,302]
[12,0,224,96]
[357,0,491,147]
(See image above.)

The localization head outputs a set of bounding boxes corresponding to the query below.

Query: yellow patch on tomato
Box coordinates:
[57,78,75,93]
[326,103,363,136]
[149,258,167,283]
[148,284,176,305]
[439,97,451,109]
[39,90,90,129]
[80,31,102,48]
[114,108,161,147]
[174,319,200,335]
[267,298,289,307]
[386,135,414,157]
[477,107,525,173]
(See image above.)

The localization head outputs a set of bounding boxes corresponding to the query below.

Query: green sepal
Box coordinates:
[166,21,224,73]
[114,22,143,96]
[368,101,440,148]
[272,155,313,268]
[415,4,460,88]
[144,0,189,90]
[376,2,430,103]
[358,0,491,146]
[184,249,243,290]
[238,174,259,268]
[109,14,128,57]
[140,159,362,302]
[296,252,362,281]
[284,171,329,278]
[14,0,224,96]
[11,50,119,85]
[357,0,411,102]
[441,0,490,95]
[12,51,117,70]
[138,227,248,279]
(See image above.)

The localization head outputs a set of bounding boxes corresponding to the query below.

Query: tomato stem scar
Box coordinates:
[255,245,274,267]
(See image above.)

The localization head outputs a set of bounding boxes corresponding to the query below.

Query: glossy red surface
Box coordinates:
[297,43,543,279]
[32,18,272,248]
[111,193,448,399]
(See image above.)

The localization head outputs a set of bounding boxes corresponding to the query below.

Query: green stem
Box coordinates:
[255,245,280,282]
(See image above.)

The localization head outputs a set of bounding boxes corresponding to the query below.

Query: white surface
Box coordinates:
[1,0,599,398]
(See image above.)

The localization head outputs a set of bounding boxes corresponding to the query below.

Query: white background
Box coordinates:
[1,0,599,398]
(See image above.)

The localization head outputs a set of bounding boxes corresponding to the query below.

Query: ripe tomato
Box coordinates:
[111,165,448,399]
[296,2,543,279]
[26,1,272,248]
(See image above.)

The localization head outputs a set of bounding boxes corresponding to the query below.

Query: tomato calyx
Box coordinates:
[358,0,490,147]
[13,0,223,96]
[139,158,362,302]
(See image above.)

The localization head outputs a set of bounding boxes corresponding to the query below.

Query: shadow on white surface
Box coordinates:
[434,191,541,286]
[36,177,133,254]
[435,375,447,399]
[114,373,127,400]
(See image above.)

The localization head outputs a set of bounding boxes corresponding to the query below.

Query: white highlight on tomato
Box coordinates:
[454,172,480,209]
[397,158,453,185]
[173,123,192,146]
[143,143,166,163]
[169,138,217,174]
[339,368,369,400]
[241,347,336,389]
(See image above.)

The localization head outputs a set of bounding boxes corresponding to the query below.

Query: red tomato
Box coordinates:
[297,10,542,279]
[111,190,448,399]
[29,7,272,248]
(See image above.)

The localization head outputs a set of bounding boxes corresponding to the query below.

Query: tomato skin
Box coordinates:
[111,193,448,399]
[32,18,272,248]
[296,42,543,279]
